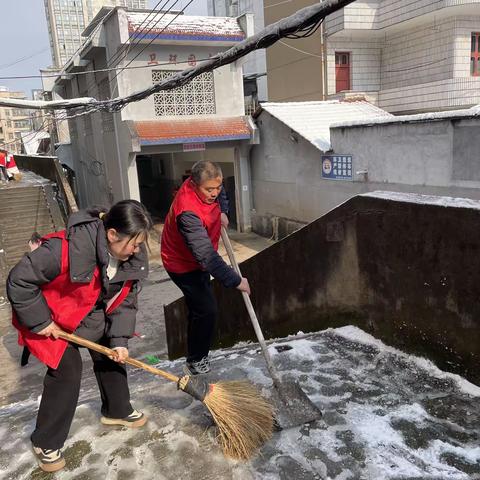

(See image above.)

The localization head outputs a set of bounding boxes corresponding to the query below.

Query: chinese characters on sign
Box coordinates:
[183,143,206,152]
[147,53,211,66]
[148,53,159,65]
[321,155,353,181]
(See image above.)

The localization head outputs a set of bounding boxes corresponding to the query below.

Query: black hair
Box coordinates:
[30,232,42,244]
[88,200,153,243]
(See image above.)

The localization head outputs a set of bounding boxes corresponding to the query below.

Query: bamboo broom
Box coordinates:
[58,332,273,460]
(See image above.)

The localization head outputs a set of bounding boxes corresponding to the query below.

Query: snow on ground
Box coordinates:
[1,326,479,480]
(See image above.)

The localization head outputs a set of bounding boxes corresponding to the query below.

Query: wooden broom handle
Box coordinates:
[220,227,282,386]
[58,332,179,383]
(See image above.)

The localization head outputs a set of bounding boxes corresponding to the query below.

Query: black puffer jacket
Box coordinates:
[7,210,149,348]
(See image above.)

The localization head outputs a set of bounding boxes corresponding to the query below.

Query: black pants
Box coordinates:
[0,166,8,181]
[168,270,217,363]
[31,341,133,450]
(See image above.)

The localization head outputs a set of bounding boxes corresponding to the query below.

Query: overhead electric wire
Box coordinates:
[0,47,50,71]
[0,56,217,80]
[84,0,177,95]
[0,0,356,114]
[107,0,187,94]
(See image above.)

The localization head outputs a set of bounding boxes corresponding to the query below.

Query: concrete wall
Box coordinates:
[331,117,480,188]
[208,0,268,101]
[164,193,480,386]
[118,45,245,121]
[251,112,480,237]
[264,0,324,102]
[326,2,480,113]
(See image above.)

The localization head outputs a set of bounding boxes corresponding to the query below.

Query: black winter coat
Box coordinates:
[7,210,149,348]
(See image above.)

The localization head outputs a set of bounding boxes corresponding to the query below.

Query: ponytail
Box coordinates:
[88,200,153,242]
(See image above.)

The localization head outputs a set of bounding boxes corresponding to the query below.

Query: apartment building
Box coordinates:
[325,0,480,113]
[0,88,33,154]
[44,0,148,67]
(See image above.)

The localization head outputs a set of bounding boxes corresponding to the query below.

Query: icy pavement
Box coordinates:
[1,325,479,480]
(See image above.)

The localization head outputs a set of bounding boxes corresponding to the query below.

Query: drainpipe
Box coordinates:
[321,22,328,100]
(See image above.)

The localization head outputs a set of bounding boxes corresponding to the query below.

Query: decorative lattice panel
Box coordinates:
[152,70,216,116]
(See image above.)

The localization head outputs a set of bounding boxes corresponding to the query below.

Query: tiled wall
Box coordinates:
[326,0,480,33]
[381,17,456,90]
[327,39,383,95]
[379,77,480,112]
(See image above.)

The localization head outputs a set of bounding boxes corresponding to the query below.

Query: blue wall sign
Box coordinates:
[322,155,353,181]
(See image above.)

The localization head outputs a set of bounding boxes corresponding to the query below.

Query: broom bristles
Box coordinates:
[203,380,274,460]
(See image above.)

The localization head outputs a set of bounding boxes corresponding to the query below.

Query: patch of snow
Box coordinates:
[331,104,480,129]
[362,190,480,211]
[261,100,392,152]
[333,325,480,397]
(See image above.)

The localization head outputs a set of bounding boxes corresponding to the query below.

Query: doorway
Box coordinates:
[335,52,351,93]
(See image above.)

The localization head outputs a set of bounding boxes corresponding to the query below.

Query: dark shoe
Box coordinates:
[183,356,210,375]
[32,445,66,472]
[100,409,147,428]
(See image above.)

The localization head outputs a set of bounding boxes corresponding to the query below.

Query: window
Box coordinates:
[152,70,216,116]
[471,33,480,76]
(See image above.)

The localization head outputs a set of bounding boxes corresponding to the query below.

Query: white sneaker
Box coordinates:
[100,409,147,428]
[183,357,211,375]
[32,445,66,472]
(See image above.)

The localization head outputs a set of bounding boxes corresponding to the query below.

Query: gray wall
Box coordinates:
[251,111,480,237]
[164,193,480,386]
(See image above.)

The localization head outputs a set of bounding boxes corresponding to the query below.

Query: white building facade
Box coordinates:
[55,7,257,231]
[44,0,148,67]
[325,0,480,114]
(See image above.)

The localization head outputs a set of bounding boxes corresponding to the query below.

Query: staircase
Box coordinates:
[0,174,65,301]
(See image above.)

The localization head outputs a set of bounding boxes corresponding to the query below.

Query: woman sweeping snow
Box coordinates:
[7,200,153,473]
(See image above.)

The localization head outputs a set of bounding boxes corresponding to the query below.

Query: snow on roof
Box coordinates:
[21,131,50,155]
[126,12,245,42]
[332,104,480,129]
[362,190,480,210]
[261,100,392,152]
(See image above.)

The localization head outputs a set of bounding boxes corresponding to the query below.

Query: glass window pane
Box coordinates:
[472,34,476,52]
[471,57,475,75]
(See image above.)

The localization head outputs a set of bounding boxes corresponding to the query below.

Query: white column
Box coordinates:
[234,143,252,232]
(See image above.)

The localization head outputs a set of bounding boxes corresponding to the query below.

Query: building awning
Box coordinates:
[134,117,252,146]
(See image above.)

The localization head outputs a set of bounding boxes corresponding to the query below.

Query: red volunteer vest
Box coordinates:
[12,230,132,369]
[161,178,221,273]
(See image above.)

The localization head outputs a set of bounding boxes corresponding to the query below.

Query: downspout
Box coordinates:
[321,22,328,100]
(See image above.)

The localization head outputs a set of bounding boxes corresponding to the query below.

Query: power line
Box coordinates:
[0,0,356,113]
[0,56,215,80]
[107,0,185,95]
[0,47,50,71]
[84,0,172,94]
[108,0,192,92]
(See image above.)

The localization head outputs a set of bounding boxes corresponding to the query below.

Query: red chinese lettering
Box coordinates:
[148,53,159,65]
